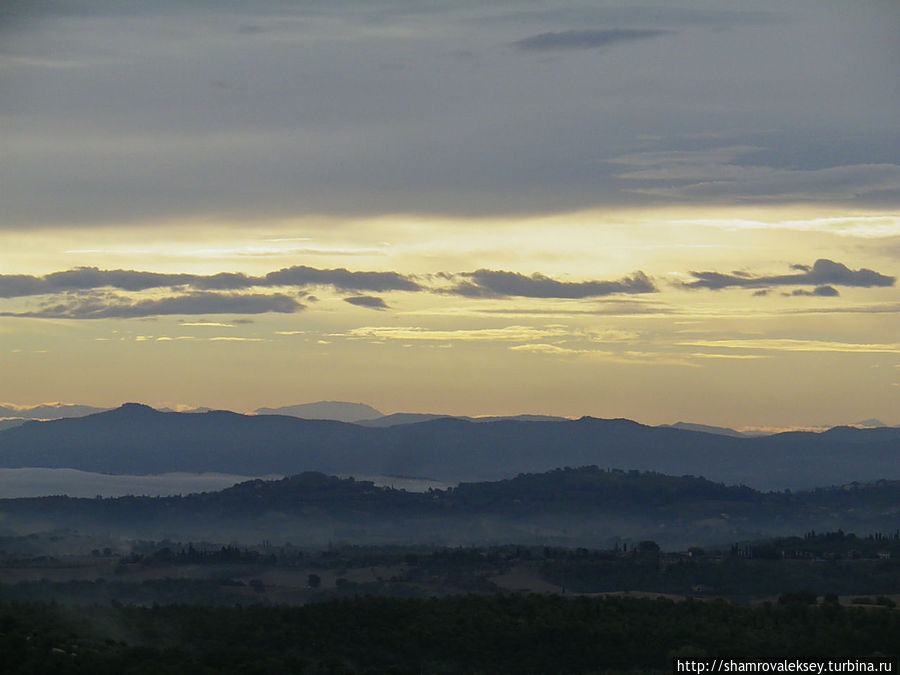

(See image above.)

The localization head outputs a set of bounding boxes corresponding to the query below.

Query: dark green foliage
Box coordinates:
[0,594,897,674]
[540,554,900,597]
[2,467,896,530]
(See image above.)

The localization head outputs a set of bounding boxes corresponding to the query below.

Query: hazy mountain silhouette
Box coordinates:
[357,412,568,427]
[356,413,454,427]
[254,401,383,422]
[0,403,108,419]
[854,418,888,428]
[1,404,898,490]
[662,421,751,438]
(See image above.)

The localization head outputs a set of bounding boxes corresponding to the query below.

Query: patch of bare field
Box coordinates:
[488,562,562,594]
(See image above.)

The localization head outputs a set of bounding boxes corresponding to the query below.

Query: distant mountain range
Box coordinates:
[3,400,893,435]
[0,403,108,421]
[0,404,897,491]
[1,467,896,548]
[253,401,383,423]
[663,422,758,438]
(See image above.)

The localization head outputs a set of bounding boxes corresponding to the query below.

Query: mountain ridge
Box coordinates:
[0,404,898,490]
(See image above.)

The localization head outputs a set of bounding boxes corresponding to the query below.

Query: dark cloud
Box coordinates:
[788,286,840,297]
[0,274,46,298]
[43,268,199,293]
[0,292,302,319]
[343,295,389,310]
[0,267,243,297]
[192,272,257,290]
[448,269,656,298]
[684,259,895,291]
[0,265,419,298]
[1,2,897,226]
[2,265,657,303]
[513,29,668,52]
[262,266,420,292]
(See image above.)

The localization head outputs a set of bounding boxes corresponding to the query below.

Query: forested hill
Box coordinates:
[0,404,898,490]
[1,468,897,547]
[201,467,765,515]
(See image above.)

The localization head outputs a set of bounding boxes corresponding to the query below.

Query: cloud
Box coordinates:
[340,325,569,343]
[688,353,770,360]
[208,337,266,342]
[262,266,420,292]
[448,269,656,298]
[0,266,656,316]
[513,29,668,52]
[343,295,389,310]
[613,146,900,205]
[669,214,900,239]
[3,2,898,227]
[789,286,839,297]
[0,265,420,298]
[683,259,894,291]
[679,338,900,354]
[179,321,235,327]
[509,343,587,355]
[0,292,303,319]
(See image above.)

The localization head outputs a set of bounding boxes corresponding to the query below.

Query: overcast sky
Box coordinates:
[2,0,899,428]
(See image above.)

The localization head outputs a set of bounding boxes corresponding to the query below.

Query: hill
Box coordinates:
[0,467,897,548]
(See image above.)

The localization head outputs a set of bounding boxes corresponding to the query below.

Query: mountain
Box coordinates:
[356,412,453,427]
[358,412,568,427]
[0,419,27,432]
[254,401,383,422]
[1,467,896,547]
[0,403,108,420]
[1,405,898,490]
[854,418,888,428]
[662,421,750,438]
[356,413,451,428]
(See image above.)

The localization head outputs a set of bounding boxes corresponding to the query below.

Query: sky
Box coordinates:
[1,0,899,429]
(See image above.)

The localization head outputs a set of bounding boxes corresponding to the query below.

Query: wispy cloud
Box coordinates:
[180,321,235,327]
[680,338,900,354]
[687,352,770,360]
[208,337,266,342]
[513,29,668,52]
[666,214,900,238]
[613,147,900,205]
[509,343,589,355]
[341,325,569,342]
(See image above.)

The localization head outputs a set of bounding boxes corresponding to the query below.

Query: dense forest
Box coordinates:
[2,532,898,606]
[2,594,897,674]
